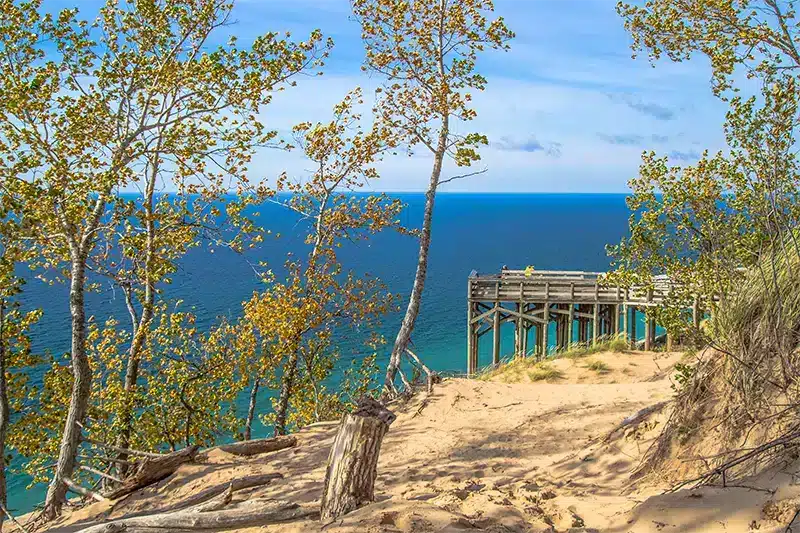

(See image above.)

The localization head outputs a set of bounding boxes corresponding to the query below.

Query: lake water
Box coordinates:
[12,193,632,512]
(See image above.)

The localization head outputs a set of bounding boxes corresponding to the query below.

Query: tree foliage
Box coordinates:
[610,0,800,337]
[241,89,403,435]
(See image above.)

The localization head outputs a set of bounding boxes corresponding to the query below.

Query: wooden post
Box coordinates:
[542,304,550,357]
[320,397,396,521]
[514,304,522,357]
[666,332,673,352]
[467,298,475,375]
[644,313,652,351]
[592,303,599,345]
[622,304,629,343]
[630,307,637,349]
[614,304,620,336]
[692,296,700,329]
[567,304,575,349]
[648,318,657,349]
[521,305,529,357]
[492,305,500,365]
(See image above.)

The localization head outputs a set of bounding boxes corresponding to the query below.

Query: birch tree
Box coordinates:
[242,89,403,435]
[0,0,326,517]
[351,0,513,394]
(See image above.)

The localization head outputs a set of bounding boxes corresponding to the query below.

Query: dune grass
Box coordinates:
[527,362,564,382]
[557,335,629,359]
[585,359,611,373]
[476,335,628,382]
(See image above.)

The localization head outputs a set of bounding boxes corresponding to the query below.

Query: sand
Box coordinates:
[34,350,800,533]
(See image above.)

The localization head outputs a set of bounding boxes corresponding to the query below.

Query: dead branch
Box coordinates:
[75,497,314,533]
[64,477,109,503]
[82,437,163,459]
[405,348,440,394]
[604,401,671,442]
[438,168,488,186]
[669,427,800,492]
[161,473,283,513]
[79,464,123,484]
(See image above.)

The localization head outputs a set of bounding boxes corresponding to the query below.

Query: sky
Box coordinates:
[238,0,731,193]
[56,0,731,192]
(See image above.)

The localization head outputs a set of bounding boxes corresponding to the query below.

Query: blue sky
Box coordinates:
[239,0,729,192]
[59,0,730,192]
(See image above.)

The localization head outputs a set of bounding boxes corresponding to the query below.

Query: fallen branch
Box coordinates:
[64,477,109,503]
[104,446,199,500]
[200,435,297,458]
[75,498,314,533]
[161,473,283,513]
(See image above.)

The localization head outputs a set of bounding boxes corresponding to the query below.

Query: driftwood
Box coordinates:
[75,491,314,533]
[320,397,396,521]
[202,435,297,457]
[104,445,199,500]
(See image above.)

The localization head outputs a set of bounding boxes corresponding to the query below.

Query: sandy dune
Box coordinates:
[37,350,800,533]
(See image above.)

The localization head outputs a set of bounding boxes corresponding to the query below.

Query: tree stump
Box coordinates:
[319,397,396,521]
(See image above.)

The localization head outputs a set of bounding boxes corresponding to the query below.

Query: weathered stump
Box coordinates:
[319,397,396,521]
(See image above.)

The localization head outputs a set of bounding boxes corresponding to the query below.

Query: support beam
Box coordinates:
[542,303,550,358]
[567,304,575,349]
[492,305,501,365]
[592,303,599,345]
[630,308,637,349]
[622,304,629,343]
[467,300,478,375]
[614,304,620,336]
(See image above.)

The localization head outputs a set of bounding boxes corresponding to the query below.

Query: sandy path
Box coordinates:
[40,350,799,532]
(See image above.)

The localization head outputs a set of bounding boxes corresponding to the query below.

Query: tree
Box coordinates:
[0,0,327,517]
[618,0,800,96]
[0,197,41,531]
[241,89,403,436]
[611,0,800,335]
[351,0,513,395]
[611,0,800,480]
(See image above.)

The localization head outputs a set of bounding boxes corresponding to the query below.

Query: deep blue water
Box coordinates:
[12,193,632,512]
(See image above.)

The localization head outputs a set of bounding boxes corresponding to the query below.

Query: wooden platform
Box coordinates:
[466,269,700,375]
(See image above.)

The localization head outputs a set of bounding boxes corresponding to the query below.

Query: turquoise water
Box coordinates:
[12,193,634,511]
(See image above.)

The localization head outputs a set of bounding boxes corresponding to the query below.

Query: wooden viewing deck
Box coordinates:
[466,269,701,375]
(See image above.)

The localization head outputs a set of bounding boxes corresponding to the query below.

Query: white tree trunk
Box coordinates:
[384,126,448,392]
[43,257,91,518]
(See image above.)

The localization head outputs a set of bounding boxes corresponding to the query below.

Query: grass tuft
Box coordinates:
[527,362,564,382]
[557,334,629,359]
[585,359,611,373]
